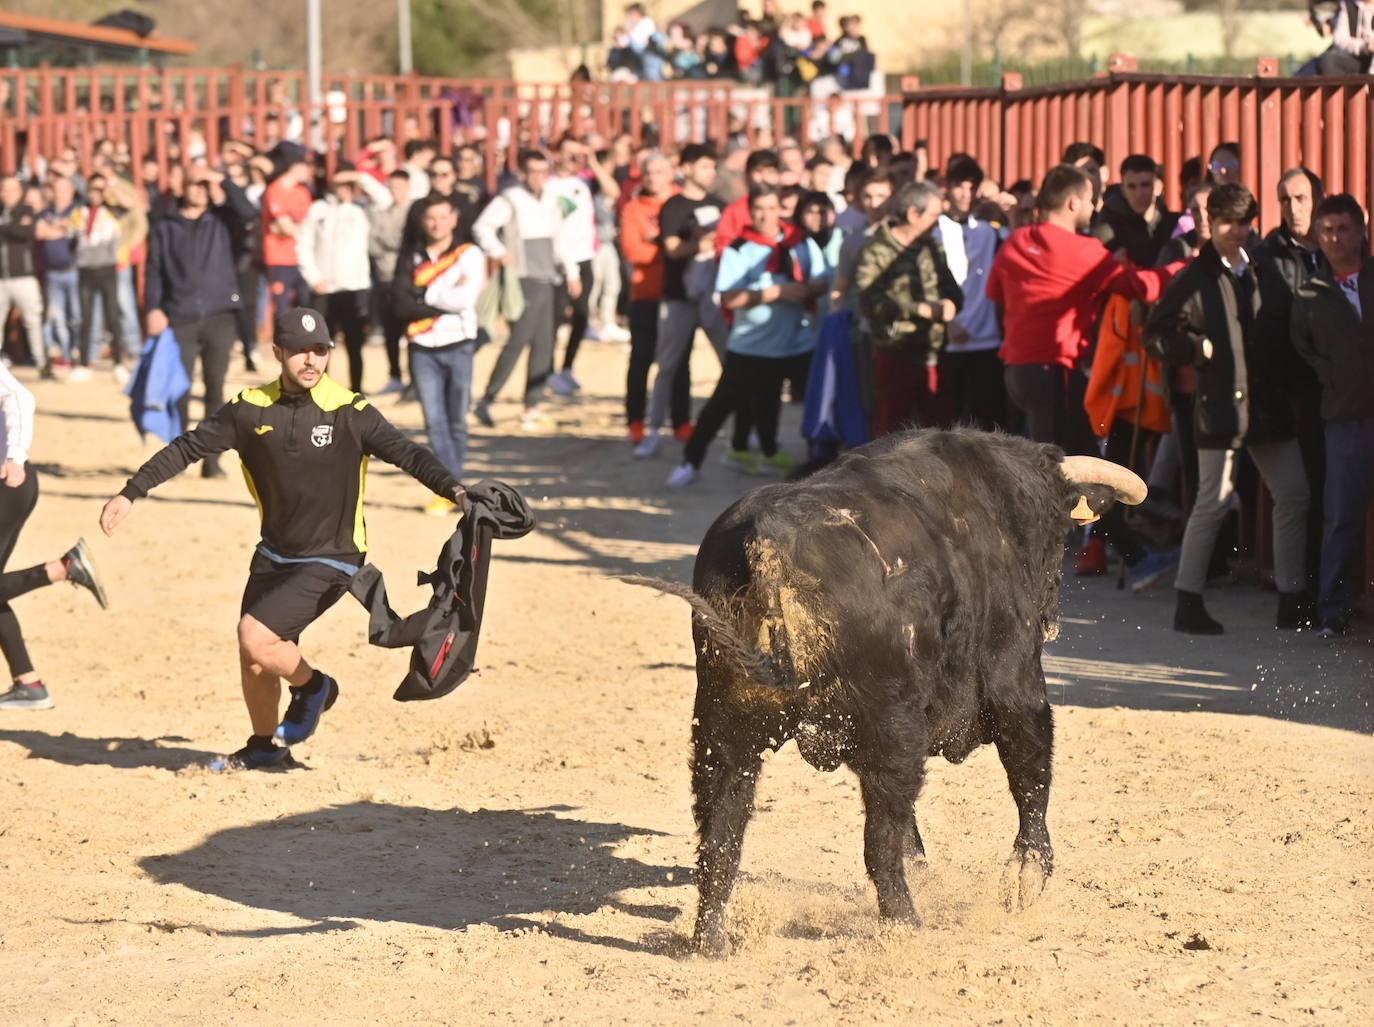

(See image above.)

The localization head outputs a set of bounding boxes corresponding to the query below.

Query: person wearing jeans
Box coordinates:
[471,149,578,431]
[144,165,258,479]
[35,176,82,366]
[392,194,485,514]
[1144,183,1311,634]
[1291,192,1374,638]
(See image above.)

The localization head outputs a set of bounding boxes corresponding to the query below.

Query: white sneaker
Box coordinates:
[666,462,699,488]
[112,363,130,384]
[548,370,576,396]
[68,366,93,382]
[601,323,631,344]
[633,430,661,458]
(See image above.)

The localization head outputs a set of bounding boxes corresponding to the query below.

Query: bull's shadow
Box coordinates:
[139,802,693,949]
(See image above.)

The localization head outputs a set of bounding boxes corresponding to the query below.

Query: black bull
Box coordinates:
[624,428,1145,955]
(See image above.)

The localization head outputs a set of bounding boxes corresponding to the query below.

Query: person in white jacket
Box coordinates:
[391,194,487,515]
[471,149,580,431]
[0,364,108,710]
[298,168,373,392]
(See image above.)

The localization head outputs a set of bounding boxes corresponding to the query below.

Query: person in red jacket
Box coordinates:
[619,152,678,443]
[986,162,1183,453]
[714,150,781,258]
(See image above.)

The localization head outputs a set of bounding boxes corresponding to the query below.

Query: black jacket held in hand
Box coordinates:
[349,481,535,701]
[1143,241,1293,450]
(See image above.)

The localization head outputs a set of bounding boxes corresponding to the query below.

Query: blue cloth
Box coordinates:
[124,328,191,443]
[717,234,825,358]
[801,311,868,449]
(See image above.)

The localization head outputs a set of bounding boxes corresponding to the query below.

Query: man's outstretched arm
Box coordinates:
[100,403,240,535]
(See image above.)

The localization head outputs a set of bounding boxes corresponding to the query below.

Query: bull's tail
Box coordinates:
[618,575,793,691]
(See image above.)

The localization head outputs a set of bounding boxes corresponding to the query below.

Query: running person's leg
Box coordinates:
[0,471,107,710]
[235,553,352,761]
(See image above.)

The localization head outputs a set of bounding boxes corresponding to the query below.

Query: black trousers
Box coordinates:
[1093,418,1157,566]
[173,311,238,476]
[0,469,42,678]
[556,259,594,373]
[235,264,261,362]
[78,265,124,366]
[684,351,788,467]
[379,287,405,381]
[322,290,369,393]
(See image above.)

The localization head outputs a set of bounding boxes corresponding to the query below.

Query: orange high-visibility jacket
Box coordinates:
[1084,292,1173,437]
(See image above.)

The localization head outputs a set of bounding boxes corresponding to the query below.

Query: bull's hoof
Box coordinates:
[1000,849,1050,912]
[692,923,732,959]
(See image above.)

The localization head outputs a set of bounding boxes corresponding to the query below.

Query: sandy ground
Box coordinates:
[0,333,1370,1026]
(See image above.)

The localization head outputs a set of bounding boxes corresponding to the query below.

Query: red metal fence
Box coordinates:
[904,56,1374,236]
[3,58,1372,232]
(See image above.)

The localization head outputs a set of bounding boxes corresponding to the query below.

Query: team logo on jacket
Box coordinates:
[311,424,333,448]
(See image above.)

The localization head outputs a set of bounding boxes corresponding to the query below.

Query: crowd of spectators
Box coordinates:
[0,103,1369,640]
[608,1,876,95]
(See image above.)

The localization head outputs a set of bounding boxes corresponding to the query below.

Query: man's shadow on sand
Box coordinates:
[139,801,694,953]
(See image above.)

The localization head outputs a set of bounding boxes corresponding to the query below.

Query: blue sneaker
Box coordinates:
[1129,549,1180,594]
[274,674,339,745]
[209,741,296,772]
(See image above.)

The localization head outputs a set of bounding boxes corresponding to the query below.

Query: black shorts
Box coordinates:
[240,551,355,643]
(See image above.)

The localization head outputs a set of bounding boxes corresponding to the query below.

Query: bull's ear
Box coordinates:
[1070,483,1119,524]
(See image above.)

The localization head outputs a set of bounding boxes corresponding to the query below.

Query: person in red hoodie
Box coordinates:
[619,152,678,443]
[986,162,1183,453]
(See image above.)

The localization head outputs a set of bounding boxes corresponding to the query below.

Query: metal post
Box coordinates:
[398,0,413,75]
[307,0,322,109]
[960,0,973,87]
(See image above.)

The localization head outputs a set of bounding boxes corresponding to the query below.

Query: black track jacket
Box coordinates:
[119,374,462,561]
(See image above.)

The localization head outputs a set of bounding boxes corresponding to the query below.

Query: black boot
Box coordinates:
[1276,591,1314,630]
[1174,590,1224,634]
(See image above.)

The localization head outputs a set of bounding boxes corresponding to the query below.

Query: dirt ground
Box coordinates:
[0,334,1370,1026]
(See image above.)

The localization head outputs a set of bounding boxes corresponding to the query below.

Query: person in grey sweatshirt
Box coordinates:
[470,149,579,430]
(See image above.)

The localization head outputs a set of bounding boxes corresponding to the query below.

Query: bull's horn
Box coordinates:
[1060,455,1147,506]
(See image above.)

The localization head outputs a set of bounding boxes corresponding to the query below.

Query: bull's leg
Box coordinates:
[906,812,927,861]
[987,696,1055,911]
[689,700,777,957]
[857,765,924,924]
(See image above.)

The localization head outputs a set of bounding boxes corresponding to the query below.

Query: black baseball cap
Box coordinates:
[274,307,333,350]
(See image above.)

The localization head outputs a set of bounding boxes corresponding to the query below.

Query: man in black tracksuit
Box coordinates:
[99,308,466,770]
[144,164,259,478]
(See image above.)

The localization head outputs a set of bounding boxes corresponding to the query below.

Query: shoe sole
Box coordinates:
[71,538,109,609]
[0,697,55,710]
[208,749,301,772]
[1130,566,1176,594]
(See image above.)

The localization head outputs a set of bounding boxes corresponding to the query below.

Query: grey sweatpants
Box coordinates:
[0,276,46,370]
[1176,440,1309,594]
[646,294,728,431]
[482,277,556,411]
